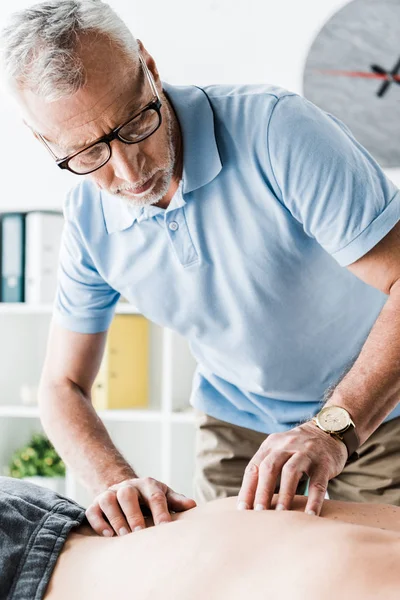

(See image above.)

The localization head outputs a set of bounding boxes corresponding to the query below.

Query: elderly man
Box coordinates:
[2,0,400,537]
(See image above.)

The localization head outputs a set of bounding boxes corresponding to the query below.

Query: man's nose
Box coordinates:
[110,141,142,181]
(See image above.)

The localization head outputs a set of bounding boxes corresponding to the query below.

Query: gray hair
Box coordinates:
[0,0,139,101]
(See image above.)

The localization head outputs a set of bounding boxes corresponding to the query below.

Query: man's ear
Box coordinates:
[137,39,160,83]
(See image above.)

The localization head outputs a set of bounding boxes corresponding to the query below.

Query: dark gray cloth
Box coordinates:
[0,476,86,600]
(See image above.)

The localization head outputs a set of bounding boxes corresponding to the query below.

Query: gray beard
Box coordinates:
[121,103,177,209]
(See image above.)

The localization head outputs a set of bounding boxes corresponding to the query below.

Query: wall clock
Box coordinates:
[303,0,400,167]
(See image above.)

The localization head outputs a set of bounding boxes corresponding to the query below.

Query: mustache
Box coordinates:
[111,169,160,195]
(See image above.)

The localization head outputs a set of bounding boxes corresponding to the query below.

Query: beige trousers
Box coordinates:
[193,411,400,505]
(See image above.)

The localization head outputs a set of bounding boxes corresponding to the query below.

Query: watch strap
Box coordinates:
[340,424,360,460]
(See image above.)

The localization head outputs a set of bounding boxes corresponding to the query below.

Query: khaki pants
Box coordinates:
[193,411,400,505]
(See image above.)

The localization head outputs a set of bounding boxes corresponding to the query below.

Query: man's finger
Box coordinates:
[116,485,146,532]
[274,454,311,511]
[305,472,329,516]
[253,452,292,510]
[144,486,172,525]
[85,503,114,537]
[237,461,261,509]
[166,489,197,512]
[98,489,131,536]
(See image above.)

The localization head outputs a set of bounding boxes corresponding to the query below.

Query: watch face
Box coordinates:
[317,407,350,432]
[302,0,400,167]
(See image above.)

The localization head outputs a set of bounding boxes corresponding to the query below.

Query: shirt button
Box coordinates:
[169,221,179,231]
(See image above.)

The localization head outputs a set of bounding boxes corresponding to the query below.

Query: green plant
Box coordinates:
[8,433,66,479]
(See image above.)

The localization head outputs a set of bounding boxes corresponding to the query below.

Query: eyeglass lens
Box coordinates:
[68,107,160,174]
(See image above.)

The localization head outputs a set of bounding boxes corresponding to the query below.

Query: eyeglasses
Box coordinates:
[37,53,162,175]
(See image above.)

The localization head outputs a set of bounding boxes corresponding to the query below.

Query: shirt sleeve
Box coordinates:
[53,188,120,334]
[266,93,400,266]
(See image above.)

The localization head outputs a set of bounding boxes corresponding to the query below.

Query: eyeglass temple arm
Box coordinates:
[138,52,161,101]
[36,132,59,160]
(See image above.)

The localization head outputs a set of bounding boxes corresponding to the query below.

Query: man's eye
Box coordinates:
[82,145,103,159]
[120,110,159,141]
[123,113,147,132]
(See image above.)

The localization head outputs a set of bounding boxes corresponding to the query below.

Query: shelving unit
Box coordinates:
[0,301,198,505]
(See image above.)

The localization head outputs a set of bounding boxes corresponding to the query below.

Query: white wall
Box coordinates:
[0,0,399,211]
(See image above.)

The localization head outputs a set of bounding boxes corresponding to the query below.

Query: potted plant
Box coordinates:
[7,433,66,494]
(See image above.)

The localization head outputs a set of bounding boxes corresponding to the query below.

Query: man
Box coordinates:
[1,476,400,600]
[2,0,400,537]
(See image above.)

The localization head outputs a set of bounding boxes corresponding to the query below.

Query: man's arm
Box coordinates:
[39,321,195,536]
[238,221,400,517]
[329,220,400,443]
[38,321,137,493]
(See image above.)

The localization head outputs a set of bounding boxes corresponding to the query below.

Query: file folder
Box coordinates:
[25,211,64,304]
[92,314,150,410]
[0,213,26,302]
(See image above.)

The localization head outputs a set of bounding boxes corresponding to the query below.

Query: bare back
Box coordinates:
[45,495,400,600]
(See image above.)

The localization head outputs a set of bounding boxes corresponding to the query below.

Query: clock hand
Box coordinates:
[391,57,400,76]
[377,80,390,98]
[314,69,400,82]
[371,65,386,76]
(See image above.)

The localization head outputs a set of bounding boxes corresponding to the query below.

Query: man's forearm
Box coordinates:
[327,284,400,444]
[38,380,137,494]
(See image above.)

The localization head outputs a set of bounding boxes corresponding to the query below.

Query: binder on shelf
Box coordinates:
[0,213,26,302]
[25,211,64,304]
[92,314,150,410]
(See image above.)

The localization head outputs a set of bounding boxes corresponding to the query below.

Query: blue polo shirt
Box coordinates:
[54,82,400,433]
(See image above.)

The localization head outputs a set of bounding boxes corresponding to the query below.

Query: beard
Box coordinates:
[112,100,177,208]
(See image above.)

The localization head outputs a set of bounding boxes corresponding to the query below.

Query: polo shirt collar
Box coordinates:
[164,82,222,194]
[101,82,222,234]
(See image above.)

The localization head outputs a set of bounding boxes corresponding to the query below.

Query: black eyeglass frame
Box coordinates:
[37,53,163,175]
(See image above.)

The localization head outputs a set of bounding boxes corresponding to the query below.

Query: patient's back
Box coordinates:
[45,495,400,600]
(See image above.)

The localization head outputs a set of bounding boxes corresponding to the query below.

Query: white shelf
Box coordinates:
[0,302,139,315]
[0,405,195,423]
[0,406,40,418]
[98,409,162,422]
[0,304,54,315]
[0,405,161,421]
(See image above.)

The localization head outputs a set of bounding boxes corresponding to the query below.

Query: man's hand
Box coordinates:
[237,422,348,516]
[86,477,196,536]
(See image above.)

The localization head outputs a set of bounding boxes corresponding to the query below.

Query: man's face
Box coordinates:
[16,34,179,208]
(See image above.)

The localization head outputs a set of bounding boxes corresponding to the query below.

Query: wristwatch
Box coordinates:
[312,406,360,462]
